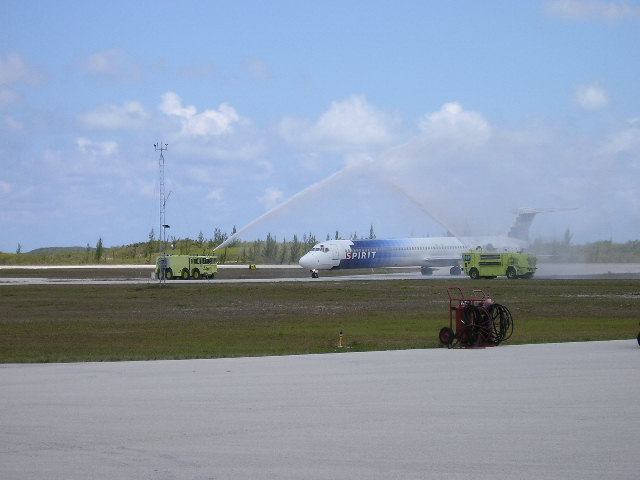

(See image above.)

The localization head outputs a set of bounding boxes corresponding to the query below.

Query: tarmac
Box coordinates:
[1,340,638,479]
[2,262,640,285]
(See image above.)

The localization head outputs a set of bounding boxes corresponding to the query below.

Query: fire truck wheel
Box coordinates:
[469,268,480,280]
[637,331,640,347]
[506,267,517,279]
[192,269,200,280]
[439,327,455,346]
[165,269,173,280]
[181,269,190,280]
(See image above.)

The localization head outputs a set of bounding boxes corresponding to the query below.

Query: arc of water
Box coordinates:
[214,167,353,251]
[214,136,457,251]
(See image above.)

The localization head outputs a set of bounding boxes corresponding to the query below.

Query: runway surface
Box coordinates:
[1,340,638,479]
[1,263,640,285]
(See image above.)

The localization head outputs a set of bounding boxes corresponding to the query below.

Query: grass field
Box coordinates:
[1,274,639,363]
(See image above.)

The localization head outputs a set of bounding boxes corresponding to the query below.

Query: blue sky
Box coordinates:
[2,0,639,252]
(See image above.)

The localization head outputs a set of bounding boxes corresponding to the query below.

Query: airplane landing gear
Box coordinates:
[311,269,319,278]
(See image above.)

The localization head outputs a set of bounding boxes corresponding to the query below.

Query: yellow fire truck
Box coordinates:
[156,254,218,280]
[462,251,536,280]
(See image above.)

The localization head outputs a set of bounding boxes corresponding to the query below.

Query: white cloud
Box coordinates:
[312,95,397,146]
[279,95,398,150]
[418,102,491,145]
[159,92,196,118]
[573,83,610,110]
[258,187,284,209]
[159,92,244,137]
[79,101,151,130]
[76,137,119,157]
[545,0,640,20]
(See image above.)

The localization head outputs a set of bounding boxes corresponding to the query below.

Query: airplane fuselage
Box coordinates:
[297,208,562,276]
[299,236,526,273]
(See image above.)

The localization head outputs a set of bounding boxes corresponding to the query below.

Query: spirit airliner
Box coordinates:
[299,208,561,277]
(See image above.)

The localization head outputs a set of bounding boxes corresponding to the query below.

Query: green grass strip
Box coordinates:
[1,279,638,363]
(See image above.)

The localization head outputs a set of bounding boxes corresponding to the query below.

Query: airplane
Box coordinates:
[298,208,566,277]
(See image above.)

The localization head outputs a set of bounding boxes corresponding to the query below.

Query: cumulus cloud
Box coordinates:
[159,92,196,118]
[573,83,610,110]
[79,101,151,130]
[545,0,640,20]
[159,91,244,137]
[417,102,491,146]
[316,95,397,144]
[279,95,399,150]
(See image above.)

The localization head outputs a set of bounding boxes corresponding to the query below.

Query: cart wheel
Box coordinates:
[439,327,455,346]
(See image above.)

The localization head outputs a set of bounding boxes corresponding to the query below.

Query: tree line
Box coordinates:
[2,227,640,265]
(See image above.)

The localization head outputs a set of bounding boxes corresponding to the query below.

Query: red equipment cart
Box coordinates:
[439,287,513,348]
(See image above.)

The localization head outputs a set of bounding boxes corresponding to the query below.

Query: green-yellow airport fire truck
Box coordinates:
[156,254,218,280]
[462,251,536,280]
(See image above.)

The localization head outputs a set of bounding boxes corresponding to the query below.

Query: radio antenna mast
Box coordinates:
[155,143,169,283]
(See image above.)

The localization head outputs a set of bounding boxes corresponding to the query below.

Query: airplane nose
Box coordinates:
[299,253,313,269]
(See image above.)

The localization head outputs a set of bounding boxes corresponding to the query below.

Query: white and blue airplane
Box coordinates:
[299,208,562,277]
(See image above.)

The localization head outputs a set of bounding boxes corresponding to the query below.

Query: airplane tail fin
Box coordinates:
[507,208,577,241]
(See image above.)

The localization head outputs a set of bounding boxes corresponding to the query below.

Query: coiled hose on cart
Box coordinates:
[487,304,513,344]
[460,303,513,347]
